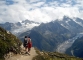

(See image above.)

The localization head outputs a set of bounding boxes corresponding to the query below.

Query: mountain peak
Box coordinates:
[22,19,40,24]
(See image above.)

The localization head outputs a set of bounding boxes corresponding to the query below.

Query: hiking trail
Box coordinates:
[5,47,37,60]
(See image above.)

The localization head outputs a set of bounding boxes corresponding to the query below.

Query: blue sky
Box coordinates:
[0,0,83,23]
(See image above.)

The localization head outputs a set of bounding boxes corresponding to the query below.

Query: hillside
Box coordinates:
[66,36,83,58]
[57,16,83,33]
[0,26,22,60]
[5,47,83,60]
[33,48,83,60]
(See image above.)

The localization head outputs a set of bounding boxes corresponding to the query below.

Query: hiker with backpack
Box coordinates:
[27,36,32,55]
[23,36,28,53]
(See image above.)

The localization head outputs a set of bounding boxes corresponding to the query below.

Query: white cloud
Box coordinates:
[31,2,45,7]
[0,0,83,23]
[28,0,41,3]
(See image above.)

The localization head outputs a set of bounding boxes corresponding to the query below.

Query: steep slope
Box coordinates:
[57,16,83,33]
[56,33,83,53]
[0,26,22,60]
[66,35,83,58]
[33,48,83,60]
[75,18,83,27]
[19,21,75,51]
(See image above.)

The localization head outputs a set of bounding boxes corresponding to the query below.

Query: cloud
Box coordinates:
[0,0,83,23]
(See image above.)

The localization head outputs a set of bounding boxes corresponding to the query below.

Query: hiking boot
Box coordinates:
[27,52,30,55]
[25,52,28,54]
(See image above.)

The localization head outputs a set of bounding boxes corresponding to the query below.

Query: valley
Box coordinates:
[56,33,83,54]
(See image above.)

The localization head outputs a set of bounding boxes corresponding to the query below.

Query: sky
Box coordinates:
[0,0,83,23]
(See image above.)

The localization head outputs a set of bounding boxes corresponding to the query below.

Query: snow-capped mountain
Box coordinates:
[0,20,40,36]
[56,16,83,33]
[1,16,83,36]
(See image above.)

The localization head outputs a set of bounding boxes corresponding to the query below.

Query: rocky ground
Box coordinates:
[5,47,37,60]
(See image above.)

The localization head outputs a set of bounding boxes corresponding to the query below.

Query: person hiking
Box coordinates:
[23,36,28,53]
[27,36,32,55]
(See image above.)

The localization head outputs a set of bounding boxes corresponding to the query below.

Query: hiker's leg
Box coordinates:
[25,47,28,52]
[28,48,30,53]
[27,48,31,55]
[24,47,26,51]
[28,48,31,53]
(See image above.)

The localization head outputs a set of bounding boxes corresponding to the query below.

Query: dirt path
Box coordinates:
[6,47,37,60]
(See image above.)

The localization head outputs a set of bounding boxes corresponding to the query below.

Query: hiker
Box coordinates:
[27,36,32,55]
[23,36,28,53]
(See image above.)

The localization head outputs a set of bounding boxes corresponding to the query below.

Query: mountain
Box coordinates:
[0,26,22,60]
[65,35,83,58]
[57,16,83,33]
[0,20,40,36]
[56,33,83,54]
[18,16,83,53]
[19,20,76,51]
[75,18,83,27]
